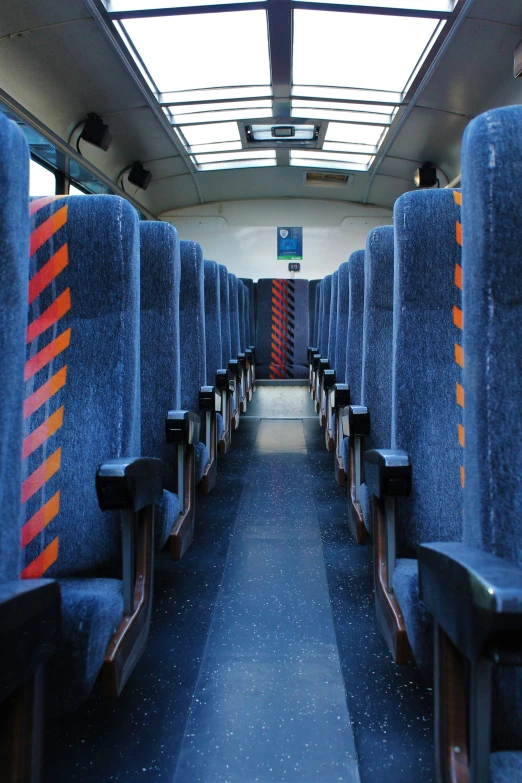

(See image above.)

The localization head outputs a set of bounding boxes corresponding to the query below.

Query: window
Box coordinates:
[29,159,56,197]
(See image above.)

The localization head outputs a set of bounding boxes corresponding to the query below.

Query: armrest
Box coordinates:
[245,348,253,365]
[199,385,221,413]
[248,344,255,362]
[216,368,234,393]
[346,405,370,437]
[308,346,318,363]
[312,353,322,370]
[228,359,241,379]
[364,449,411,499]
[419,542,522,663]
[0,580,61,701]
[318,358,330,378]
[331,384,350,411]
[323,369,336,390]
[165,410,201,446]
[237,352,249,370]
[96,457,163,512]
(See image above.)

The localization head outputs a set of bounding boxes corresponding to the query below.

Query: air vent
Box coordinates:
[305,171,353,188]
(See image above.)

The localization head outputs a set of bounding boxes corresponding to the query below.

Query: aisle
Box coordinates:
[173,418,360,783]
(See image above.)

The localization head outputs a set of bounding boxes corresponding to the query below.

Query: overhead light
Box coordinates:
[272,126,295,138]
[128,161,153,191]
[414,162,437,189]
[80,113,113,152]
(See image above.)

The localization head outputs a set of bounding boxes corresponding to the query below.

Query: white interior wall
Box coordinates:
[161,198,393,281]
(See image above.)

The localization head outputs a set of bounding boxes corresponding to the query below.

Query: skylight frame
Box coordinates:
[109,0,456,174]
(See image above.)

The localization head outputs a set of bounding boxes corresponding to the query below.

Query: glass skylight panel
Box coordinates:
[108,0,263,11]
[292,99,394,119]
[171,100,272,117]
[293,10,439,94]
[159,86,272,105]
[197,158,277,172]
[173,108,272,125]
[293,86,402,104]
[181,122,240,146]
[187,141,243,155]
[324,121,386,146]
[292,150,372,166]
[292,0,452,10]
[194,150,276,163]
[290,152,370,172]
[323,141,377,155]
[122,10,270,93]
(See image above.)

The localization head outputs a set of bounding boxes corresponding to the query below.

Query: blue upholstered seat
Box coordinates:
[219,264,232,367]
[319,275,332,360]
[238,279,246,353]
[180,241,209,485]
[358,227,394,533]
[0,114,29,586]
[204,260,224,442]
[328,270,339,372]
[341,251,364,473]
[255,279,309,379]
[308,279,320,348]
[335,263,350,386]
[240,278,255,347]
[314,280,322,350]
[23,195,142,711]
[228,274,240,361]
[390,189,463,672]
[140,222,182,550]
[459,106,522,766]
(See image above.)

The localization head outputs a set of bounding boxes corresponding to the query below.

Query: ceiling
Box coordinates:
[0,0,521,214]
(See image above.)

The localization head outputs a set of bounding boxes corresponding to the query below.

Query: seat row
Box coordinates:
[0,112,256,778]
[308,105,522,783]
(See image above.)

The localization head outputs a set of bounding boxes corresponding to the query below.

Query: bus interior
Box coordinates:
[1,1,522,782]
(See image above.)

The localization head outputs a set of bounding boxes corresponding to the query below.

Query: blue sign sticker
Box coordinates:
[277,227,303,260]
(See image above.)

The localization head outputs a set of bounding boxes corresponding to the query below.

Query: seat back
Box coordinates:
[335,262,350,385]
[228,273,240,360]
[345,251,364,402]
[204,260,222,383]
[461,107,522,749]
[308,279,320,347]
[313,281,322,349]
[328,270,339,373]
[180,241,207,410]
[219,264,231,366]
[240,278,255,346]
[254,279,309,379]
[361,227,394,452]
[319,275,331,359]
[22,195,141,579]
[392,189,463,558]
[0,114,30,584]
[238,280,246,352]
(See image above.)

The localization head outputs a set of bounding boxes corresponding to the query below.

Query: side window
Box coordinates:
[29,158,56,196]
[69,183,88,195]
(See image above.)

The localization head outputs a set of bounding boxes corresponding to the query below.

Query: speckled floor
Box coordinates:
[43,387,434,783]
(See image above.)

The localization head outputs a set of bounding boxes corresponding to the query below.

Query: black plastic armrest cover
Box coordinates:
[318,358,330,378]
[228,359,241,378]
[216,368,234,392]
[347,405,371,437]
[0,579,61,701]
[332,383,350,409]
[245,348,253,362]
[199,385,221,412]
[419,542,522,663]
[96,457,164,512]
[237,352,247,369]
[248,345,255,361]
[323,369,336,390]
[165,410,201,446]
[364,449,411,499]
[312,353,322,370]
[308,346,318,363]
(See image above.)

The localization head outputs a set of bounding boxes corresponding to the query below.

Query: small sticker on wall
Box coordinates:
[277,227,302,260]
